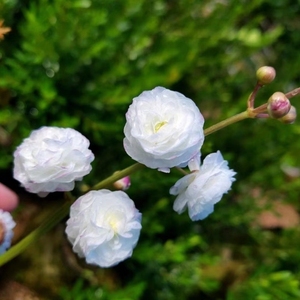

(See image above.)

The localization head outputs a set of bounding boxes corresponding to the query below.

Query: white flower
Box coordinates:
[170,151,236,221]
[13,126,94,196]
[0,209,16,254]
[65,189,142,268]
[123,87,205,172]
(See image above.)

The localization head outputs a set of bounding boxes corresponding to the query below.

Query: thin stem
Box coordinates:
[204,110,250,136]
[0,200,71,266]
[91,163,145,191]
[247,82,262,109]
[175,166,189,175]
[252,103,268,115]
[285,87,300,99]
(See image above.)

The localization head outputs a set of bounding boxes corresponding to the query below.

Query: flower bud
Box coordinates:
[267,92,291,119]
[279,106,297,124]
[256,66,276,85]
[113,173,131,191]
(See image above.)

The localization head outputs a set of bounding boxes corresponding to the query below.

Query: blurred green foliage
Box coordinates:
[228,271,300,300]
[59,278,145,300]
[1,0,300,299]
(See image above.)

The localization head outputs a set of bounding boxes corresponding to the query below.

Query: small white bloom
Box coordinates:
[123,87,204,172]
[13,127,94,196]
[170,151,236,221]
[65,189,142,268]
[0,209,16,254]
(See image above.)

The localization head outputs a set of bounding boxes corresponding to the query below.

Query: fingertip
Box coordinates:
[0,183,19,212]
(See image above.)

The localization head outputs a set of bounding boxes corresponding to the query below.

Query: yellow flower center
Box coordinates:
[108,216,120,233]
[154,121,167,133]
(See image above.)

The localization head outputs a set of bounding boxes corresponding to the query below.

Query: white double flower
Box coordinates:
[124,87,205,172]
[170,151,236,221]
[13,126,94,196]
[65,190,142,268]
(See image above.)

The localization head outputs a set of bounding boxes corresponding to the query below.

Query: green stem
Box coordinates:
[204,110,250,136]
[91,163,145,190]
[0,200,71,266]
[247,82,262,109]
[285,87,300,99]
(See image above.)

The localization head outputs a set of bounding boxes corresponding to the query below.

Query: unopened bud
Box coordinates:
[279,106,297,124]
[267,92,291,119]
[113,173,131,191]
[256,66,276,85]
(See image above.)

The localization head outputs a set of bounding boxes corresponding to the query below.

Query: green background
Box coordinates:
[1,0,300,299]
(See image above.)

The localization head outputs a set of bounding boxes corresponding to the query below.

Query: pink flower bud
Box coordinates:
[256,66,276,85]
[113,174,131,191]
[279,106,297,124]
[267,92,291,119]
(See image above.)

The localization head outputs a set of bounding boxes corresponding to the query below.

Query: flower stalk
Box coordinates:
[204,110,250,136]
[91,163,144,191]
[3,83,300,267]
[0,109,262,266]
[0,198,72,266]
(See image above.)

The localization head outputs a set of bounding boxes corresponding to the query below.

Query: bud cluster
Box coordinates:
[266,91,297,123]
[255,66,297,123]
